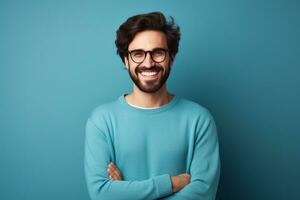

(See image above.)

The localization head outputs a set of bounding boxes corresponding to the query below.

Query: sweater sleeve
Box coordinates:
[160,113,221,200]
[84,118,173,200]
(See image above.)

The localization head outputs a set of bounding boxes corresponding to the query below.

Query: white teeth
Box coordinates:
[140,71,158,76]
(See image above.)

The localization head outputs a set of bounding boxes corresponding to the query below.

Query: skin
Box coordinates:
[124,30,174,108]
[108,30,191,193]
[107,162,191,193]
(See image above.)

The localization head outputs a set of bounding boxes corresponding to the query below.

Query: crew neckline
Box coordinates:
[127,102,160,109]
[118,93,180,114]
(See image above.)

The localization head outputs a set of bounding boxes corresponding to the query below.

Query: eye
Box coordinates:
[153,49,164,57]
[132,50,144,58]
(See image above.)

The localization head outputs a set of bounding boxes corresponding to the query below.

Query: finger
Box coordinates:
[109,163,119,172]
[108,162,123,180]
[112,168,122,178]
[112,173,122,180]
[109,163,122,177]
[111,169,122,180]
[107,169,113,177]
[107,166,121,180]
[108,165,120,177]
[110,170,122,180]
[107,167,115,178]
[179,173,191,179]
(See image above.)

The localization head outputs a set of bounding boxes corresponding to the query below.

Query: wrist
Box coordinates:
[170,176,178,193]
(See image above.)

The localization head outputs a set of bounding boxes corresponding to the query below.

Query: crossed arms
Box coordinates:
[84,117,220,200]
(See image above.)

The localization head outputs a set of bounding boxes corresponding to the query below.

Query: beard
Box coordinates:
[127,62,171,93]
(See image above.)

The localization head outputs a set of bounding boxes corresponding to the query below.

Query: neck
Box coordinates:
[125,84,173,108]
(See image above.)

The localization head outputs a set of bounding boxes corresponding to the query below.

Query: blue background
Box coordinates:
[0,0,299,199]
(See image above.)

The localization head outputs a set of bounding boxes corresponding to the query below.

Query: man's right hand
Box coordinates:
[170,173,191,193]
[107,162,191,193]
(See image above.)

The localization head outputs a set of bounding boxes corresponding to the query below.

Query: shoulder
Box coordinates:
[178,97,218,136]
[88,99,118,123]
[178,97,214,120]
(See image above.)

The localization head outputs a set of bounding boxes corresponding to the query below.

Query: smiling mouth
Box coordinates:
[138,70,160,81]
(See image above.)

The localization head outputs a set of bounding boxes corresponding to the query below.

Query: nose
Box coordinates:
[142,52,155,67]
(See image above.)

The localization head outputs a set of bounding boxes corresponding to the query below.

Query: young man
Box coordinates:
[84,12,220,200]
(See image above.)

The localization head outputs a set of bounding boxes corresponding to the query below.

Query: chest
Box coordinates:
[113,118,193,165]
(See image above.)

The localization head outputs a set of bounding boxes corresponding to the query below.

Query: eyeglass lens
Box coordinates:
[129,49,167,63]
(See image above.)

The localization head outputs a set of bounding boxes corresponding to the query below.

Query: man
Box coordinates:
[84,12,220,200]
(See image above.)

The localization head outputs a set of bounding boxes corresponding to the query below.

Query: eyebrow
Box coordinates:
[129,47,166,52]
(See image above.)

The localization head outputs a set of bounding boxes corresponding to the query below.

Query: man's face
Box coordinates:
[124,30,173,93]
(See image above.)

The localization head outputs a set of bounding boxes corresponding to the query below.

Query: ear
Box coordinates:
[124,57,129,70]
[169,54,174,66]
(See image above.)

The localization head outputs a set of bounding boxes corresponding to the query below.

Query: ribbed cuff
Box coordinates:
[154,174,173,198]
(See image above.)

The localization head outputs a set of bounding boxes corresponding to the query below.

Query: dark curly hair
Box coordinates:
[115,11,181,63]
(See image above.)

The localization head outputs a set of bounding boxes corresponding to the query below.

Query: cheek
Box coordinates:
[162,61,171,72]
[130,65,139,75]
[163,57,171,68]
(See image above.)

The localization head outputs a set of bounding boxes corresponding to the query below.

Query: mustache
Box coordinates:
[135,66,163,73]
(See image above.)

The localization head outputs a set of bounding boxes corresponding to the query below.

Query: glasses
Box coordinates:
[127,48,169,63]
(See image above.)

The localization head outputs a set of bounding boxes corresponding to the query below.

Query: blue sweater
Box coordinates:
[84,93,220,200]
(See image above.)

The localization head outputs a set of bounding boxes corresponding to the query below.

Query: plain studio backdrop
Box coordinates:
[0,0,299,200]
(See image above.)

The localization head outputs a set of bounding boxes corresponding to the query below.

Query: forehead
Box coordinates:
[128,30,167,51]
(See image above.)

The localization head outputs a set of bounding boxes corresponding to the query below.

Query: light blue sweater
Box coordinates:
[84,93,220,200]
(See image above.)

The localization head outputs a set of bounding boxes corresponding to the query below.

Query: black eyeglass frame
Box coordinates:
[127,48,169,64]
